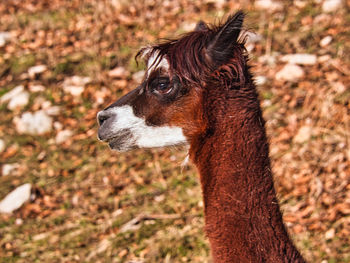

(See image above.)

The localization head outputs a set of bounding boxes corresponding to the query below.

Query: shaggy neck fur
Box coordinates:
[189,74,305,262]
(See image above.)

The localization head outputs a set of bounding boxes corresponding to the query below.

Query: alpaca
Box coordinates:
[97,12,305,262]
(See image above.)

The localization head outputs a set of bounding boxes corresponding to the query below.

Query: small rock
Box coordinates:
[320,36,332,47]
[262,100,272,107]
[258,53,279,66]
[63,76,91,97]
[322,0,342,12]
[314,13,331,24]
[0,139,5,153]
[293,125,312,143]
[0,32,11,47]
[255,76,268,86]
[325,228,335,240]
[14,110,52,135]
[132,70,145,83]
[276,64,305,81]
[255,0,283,11]
[294,0,307,8]
[15,218,23,225]
[318,55,331,63]
[7,90,30,110]
[0,183,31,213]
[41,100,52,109]
[0,85,25,104]
[44,106,61,116]
[2,163,19,176]
[64,85,84,97]
[332,81,346,93]
[280,54,317,65]
[244,32,262,52]
[28,65,47,78]
[94,88,108,105]
[68,75,91,86]
[28,84,45,92]
[55,130,73,144]
[244,32,262,44]
[53,122,63,131]
[108,67,129,79]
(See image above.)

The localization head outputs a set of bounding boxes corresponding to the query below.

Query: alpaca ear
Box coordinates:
[208,11,245,65]
[195,20,208,31]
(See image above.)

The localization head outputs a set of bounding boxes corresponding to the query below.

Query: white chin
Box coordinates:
[108,139,136,152]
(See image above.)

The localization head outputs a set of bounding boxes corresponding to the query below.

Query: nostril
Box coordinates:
[97,111,112,126]
[99,115,108,126]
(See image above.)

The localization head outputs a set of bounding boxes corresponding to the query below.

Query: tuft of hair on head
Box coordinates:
[134,11,248,87]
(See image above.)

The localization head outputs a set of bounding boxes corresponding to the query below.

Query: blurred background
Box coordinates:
[0,0,349,262]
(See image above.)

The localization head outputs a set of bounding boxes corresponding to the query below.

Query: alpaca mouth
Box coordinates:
[99,129,136,152]
[108,136,136,152]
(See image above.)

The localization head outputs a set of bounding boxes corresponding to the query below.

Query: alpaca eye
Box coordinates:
[151,78,172,95]
[157,82,171,93]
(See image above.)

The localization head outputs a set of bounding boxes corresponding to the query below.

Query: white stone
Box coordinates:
[255,0,283,11]
[293,125,312,143]
[41,100,52,109]
[258,53,279,66]
[28,84,45,92]
[28,65,47,78]
[55,129,73,144]
[64,85,84,97]
[322,0,342,12]
[320,36,332,47]
[44,106,61,116]
[0,183,31,213]
[255,75,268,86]
[0,139,5,153]
[325,228,335,240]
[108,67,128,79]
[7,91,30,110]
[62,76,91,97]
[53,122,63,131]
[2,163,19,176]
[14,110,52,135]
[0,85,24,104]
[294,0,307,8]
[332,81,346,93]
[244,32,262,44]
[276,64,305,81]
[280,54,317,65]
[262,100,272,107]
[15,218,23,225]
[318,55,331,63]
[244,32,262,52]
[0,32,11,47]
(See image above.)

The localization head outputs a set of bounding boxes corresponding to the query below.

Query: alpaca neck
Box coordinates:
[190,86,304,262]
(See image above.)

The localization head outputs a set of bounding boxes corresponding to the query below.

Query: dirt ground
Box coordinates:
[0,0,349,262]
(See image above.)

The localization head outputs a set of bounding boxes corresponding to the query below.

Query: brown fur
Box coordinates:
[99,11,306,262]
[144,13,305,262]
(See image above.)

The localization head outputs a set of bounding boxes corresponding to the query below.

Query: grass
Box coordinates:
[1,1,349,262]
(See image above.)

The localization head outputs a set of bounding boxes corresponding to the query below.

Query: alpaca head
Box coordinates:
[97,11,247,151]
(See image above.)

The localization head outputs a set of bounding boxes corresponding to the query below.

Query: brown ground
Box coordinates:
[0,0,349,262]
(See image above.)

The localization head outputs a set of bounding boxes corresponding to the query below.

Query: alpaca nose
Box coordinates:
[97,110,115,126]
